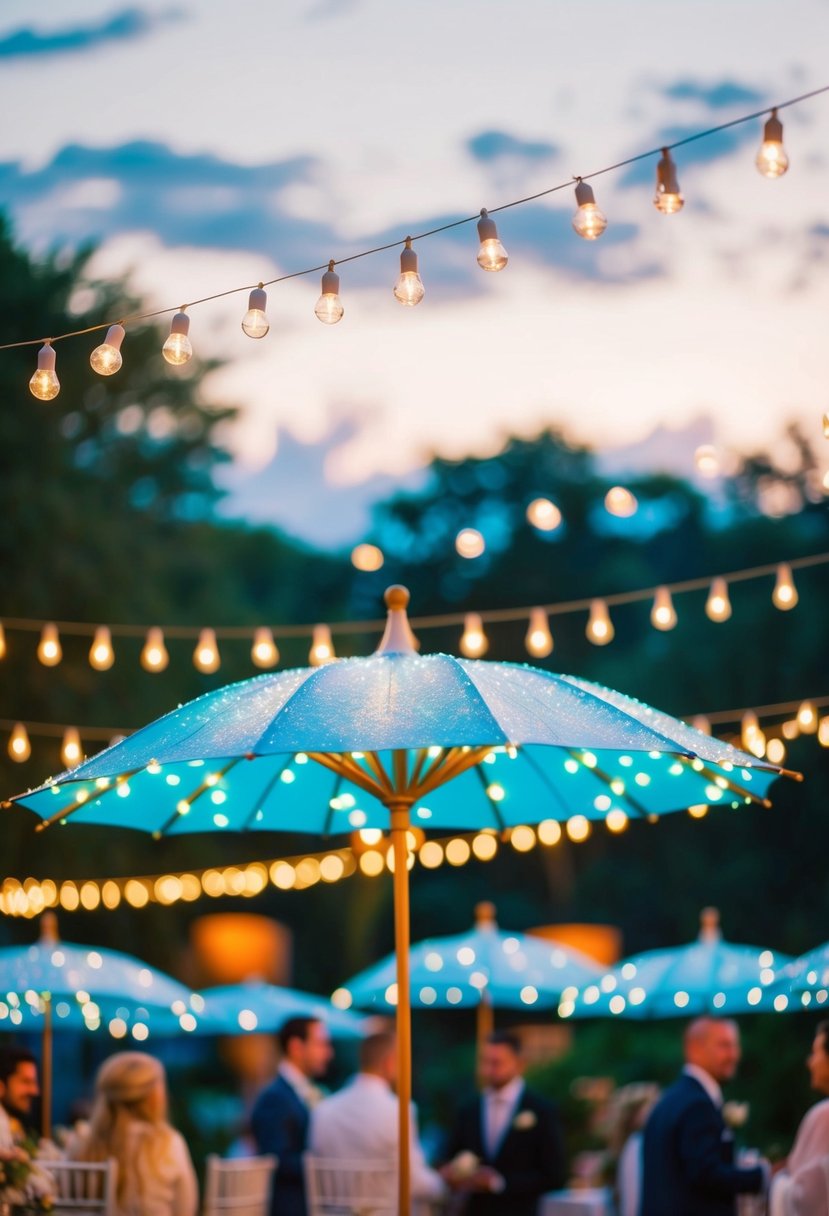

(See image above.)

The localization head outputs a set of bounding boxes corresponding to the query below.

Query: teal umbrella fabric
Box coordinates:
[559,908,794,1020]
[766,942,829,1015]
[196,980,367,1037]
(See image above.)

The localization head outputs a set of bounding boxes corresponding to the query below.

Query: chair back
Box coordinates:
[303,1154,398,1216]
[203,1154,278,1216]
[48,1158,118,1216]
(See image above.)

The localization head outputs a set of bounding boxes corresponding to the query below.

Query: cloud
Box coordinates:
[663,80,765,110]
[0,7,184,60]
[467,130,559,164]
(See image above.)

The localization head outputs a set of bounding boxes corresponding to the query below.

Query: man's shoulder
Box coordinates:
[651,1075,716,1122]
[253,1075,295,1110]
[518,1087,558,1116]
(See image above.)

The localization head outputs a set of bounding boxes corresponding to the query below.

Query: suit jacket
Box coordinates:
[251,1073,310,1216]
[641,1073,764,1216]
[443,1085,567,1216]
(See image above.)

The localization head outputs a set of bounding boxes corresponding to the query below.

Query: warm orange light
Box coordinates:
[705,578,732,622]
[37,623,62,667]
[251,627,279,669]
[61,727,82,768]
[460,613,488,658]
[309,624,335,666]
[89,625,115,670]
[141,627,169,673]
[351,543,384,572]
[193,628,220,674]
[525,608,553,657]
[586,599,614,645]
[8,723,31,762]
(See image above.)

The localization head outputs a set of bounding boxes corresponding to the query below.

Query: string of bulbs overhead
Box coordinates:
[13,85,827,401]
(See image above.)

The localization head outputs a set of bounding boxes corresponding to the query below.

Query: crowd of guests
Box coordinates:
[0,1013,827,1215]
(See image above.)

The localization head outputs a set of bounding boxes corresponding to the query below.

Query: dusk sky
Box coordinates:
[2,0,828,544]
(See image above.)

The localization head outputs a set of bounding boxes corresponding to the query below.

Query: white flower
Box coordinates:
[513,1110,537,1130]
[722,1100,750,1129]
[447,1151,480,1180]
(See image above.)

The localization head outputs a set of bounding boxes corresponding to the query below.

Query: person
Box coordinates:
[0,1047,40,1147]
[251,1015,333,1216]
[71,1050,198,1216]
[641,1016,767,1216]
[440,1030,567,1216]
[309,1031,446,1207]
[770,1019,829,1215]
[610,1083,660,1216]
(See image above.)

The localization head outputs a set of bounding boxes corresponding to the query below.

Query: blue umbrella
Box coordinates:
[559,908,794,1020]
[766,942,829,1015]
[197,980,366,1038]
[9,587,789,1216]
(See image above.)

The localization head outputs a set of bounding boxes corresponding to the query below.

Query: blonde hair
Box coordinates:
[73,1052,177,1209]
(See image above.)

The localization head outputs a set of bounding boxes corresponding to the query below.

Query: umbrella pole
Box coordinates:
[390,801,412,1216]
[476,995,494,1067]
[42,993,52,1140]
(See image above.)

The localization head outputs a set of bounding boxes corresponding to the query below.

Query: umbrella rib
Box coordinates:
[34,769,144,832]
[155,758,244,836]
[363,752,395,795]
[520,748,585,821]
[320,772,343,837]
[675,755,772,807]
[415,747,492,798]
[307,752,389,802]
[471,765,507,831]
[573,752,651,820]
[240,757,298,831]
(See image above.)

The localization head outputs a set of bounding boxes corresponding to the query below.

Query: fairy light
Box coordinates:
[455,528,485,559]
[393,238,425,305]
[654,148,684,214]
[37,623,62,667]
[766,737,787,764]
[818,718,829,747]
[756,109,789,178]
[315,261,343,324]
[476,209,508,271]
[772,563,798,610]
[140,627,169,673]
[572,179,607,239]
[525,608,553,657]
[8,723,31,763]
[60,727,82,768]
[694,445,720,477]
[460,613,488,658]
[604,486,638,517]
[89,626,115,671]
[706,577,732,622]
[29,343,60,401]
[351,543,384,572]
[241,287,269,339]
[309,624,335,666]
[251,627,279,669]
[193,628,220,674]
[90,324,125,376]
[0,624,5,660]
[741,710,760,749]
[650,586,677,631]
[797,700,818,734]
[586,599,614,645]
[161,311,193,365]
[526,498,562,531]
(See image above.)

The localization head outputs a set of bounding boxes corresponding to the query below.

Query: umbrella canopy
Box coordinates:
[197,980,367,1037]
[559,908,794,1020]
[767,942,829,1014]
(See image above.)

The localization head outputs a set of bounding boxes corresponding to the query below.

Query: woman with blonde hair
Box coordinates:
[72,1051,198,1216]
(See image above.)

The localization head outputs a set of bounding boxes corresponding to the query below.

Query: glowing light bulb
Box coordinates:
[241,287,269,338]
[651,586,677,631]
[0,624,6,660]
[756,109,788,179]
[572,179,607,239]
[310,624,335,665]
[89,625,115,671]
[9,723,31,763]
[455,528,485,559]
[797,700,817,734]
[37,623,62,667]
[819,717,829,747]
[694,445,720,478]
[604,486,638,517]
[162,311,193,365]
[140,627,169,673]
[193,628,220,674]
[460,613,488,658]
[526,498,562,531]
[525,608,553,657]
[766,737,787,764]
[393,238,425,306]
[586,599,614,645]
[476,208,508,271]
[61,727,82,768]
[654,148,683,214]
[90,324,125,375]
[351,543,384,572]
[251,627,279,669]
[315,261,344,324]
[705,577,731,622]
[741,710,760,749]
[29,343,60,401]
[772,563,798,610]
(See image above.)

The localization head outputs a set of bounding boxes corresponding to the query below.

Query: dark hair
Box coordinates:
[816,1020,829,1054]
[486,1031,522,1056]
[0,1047,37,1086]
[359,1032,396,1073]
[278,1016,320,1056]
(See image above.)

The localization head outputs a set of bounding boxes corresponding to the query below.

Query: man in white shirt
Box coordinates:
[309,1031,446,1206]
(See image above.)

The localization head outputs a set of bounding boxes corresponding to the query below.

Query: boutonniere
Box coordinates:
[722,1101,750,1129]
[512,1110,537,1130]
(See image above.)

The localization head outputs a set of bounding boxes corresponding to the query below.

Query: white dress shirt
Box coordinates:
[482,1077,525,1158]
[683,1063,724,1108]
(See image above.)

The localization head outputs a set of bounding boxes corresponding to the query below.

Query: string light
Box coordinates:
[37,623,62,667]
[193,628,220,674]
[161,311,192,365]
[8,723,31,763]
[89,626,115,671]
[0,624,6,660]
[241,287,269,339]
[476,208,508,272]
[586,599,614,645]
[756,108,789,178]
[251,627,279,669]
[650,586,677,631]
[654,148,684,214]
[315,262,343,324]
[797,700,818,734]
[694,445,721,478]
[772,563,798,610]
[309,624,335,666]
[460,613,488,658]
[526,498,562,531]
[604,486,638,517]
[140,627,169,673]
[351,543,384,572]
[572,179,607,240]
[29,343,60,401]
[706,577,732,622]
[741,710,760,750]
[525,608,554,658]
[455,528,486,559]
[819,717,829,747]
[393,239,425,306]
[60,727,82,768]
[89,324,125,376]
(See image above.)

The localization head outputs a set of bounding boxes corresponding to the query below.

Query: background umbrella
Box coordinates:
[197,980,367,1037]
[559,907,794,1020]
[766,941,829,1014]
[10,587,789,1216]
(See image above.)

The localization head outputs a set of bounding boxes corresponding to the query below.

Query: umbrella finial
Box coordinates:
[699,906,721,942]
[475,901,497,928]
[40,912,59,944]
[375,586,419,655]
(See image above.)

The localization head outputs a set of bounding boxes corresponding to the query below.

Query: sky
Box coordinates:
[1,0,827,545]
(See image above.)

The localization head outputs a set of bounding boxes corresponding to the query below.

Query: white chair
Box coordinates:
[202,1154,278,1216]
[48,1159,118,1216]
[304,1153,412,1216]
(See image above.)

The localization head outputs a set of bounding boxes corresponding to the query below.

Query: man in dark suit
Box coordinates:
[641,1016,767,1216]
[441,1030,566,1216]
[251,1016,333,1216]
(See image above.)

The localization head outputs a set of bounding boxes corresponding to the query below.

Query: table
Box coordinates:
[539,1187,614,1216]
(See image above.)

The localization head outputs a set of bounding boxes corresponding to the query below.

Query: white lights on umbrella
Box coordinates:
[455,528,486,559]
[193,628,220,674]
[89,626,115,671]
[586,599,614,645]
[8,723,31,763]
[706,577,732,622]
[309,624,335,665]
[460,613,488,658]
[654,148,684,214]
[694,445,721,478]
[29,343,60,401]
[140,627,169,673]
[476,208,508,272]
[572,179,607,239]
[756,109,789,179]
[650,586,677,631]
[315,262,344,324]
[393,238,425,306]
[797,700,818,734]
[251,627,279,669]
[604,486,638,517]
[61,727,82,767]
[772,563,798,610]
[525,608,553,657]
[37,623,62,667]
[526,498,562,531]
[162,311,193,365]
[241,287,269,338]
[351,543,384,572]
[90,324,125,376]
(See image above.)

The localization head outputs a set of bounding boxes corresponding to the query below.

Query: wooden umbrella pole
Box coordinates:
[389,799,413,1216]
[476,995,494,1070]
[42,993,52,1140]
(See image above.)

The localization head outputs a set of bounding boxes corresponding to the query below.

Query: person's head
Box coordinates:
[683,1017,741,1084]
[359,1032,398,1086]
[0,1047,39,1120]
[807,1021,829,1095]
[93,1052,167,1125]
[479,1031,525,1091]
[278,1017,333,1080]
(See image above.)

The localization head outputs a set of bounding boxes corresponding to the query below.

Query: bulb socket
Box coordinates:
[400,240,418,275]
[763,110,783,143]
[247,287,267,312]
[656,150,681,195]
[575,180,596,208]
[169,311,190,337]
[103,324,125,351]
[477,209,499,243]
[321,267,340,296]
[37,343,57,372]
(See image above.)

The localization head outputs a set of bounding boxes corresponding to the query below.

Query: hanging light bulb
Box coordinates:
[61,727,82,768]
[691,715,711,736]
[251,627,279,669]
[393,238,425,306]
[315,261,344,324]
[241,286,269,338]
[604,486,638,517]
[747,729,767,758]
[586,599,614,645]
[526,498,562,531]
[572,179,607,240]
[29,342,60,401]
[89,626,115,671]
[0,623,6,660]
[766,737,787,765]
[140,627,169,673]
[90,324,125,375]
[705,577,732,622]
[310,624,335,665]
[797,700,818,734]
[818,717,829,747]
[37,623,62,667]
[460,613,488,658]
[525,608,553,658]
[651,586,678,631]
[193,628,220,674]
[756,109,789,179]
[8,723,31,763]
[162,311,193,365]
[476,208,508,272]
[741,710,760,749]
[654,148,684,214]
[772,563,798,610]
